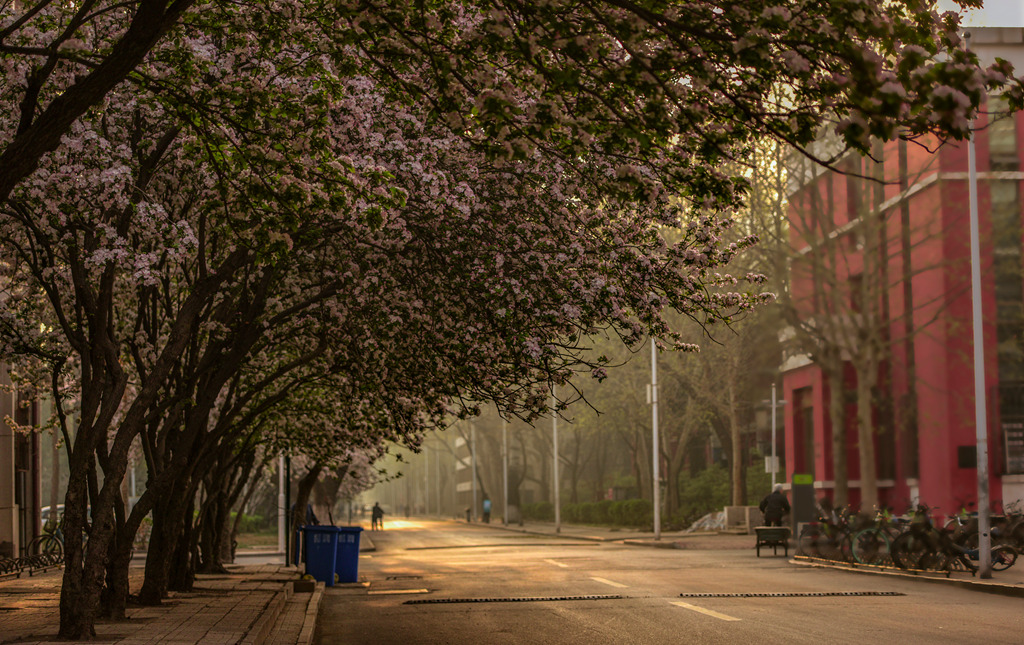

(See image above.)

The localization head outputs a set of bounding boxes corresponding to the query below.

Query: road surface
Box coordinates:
[316,519,1024,644]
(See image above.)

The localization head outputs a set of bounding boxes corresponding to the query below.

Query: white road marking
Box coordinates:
[544,559,569,568]
[367,589,429,595]
[670,601,741,622]
[589,576,628,588]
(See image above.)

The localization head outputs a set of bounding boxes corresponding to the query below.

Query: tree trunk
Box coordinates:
[290,464,324,564]
[138,477,194,605]
[856,364,879,511]
[168,493,197,593]
[828,355,849,508]
[729,382,743,506]
[58,448,98,639]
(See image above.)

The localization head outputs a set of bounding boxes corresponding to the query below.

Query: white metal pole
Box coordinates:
[651,339,661,540]
[553,392,560,533]
[277,455,286,559]
[471,422,478,522]
[503,418,509,525]
[771,382,778,488]
[965,34,992,577]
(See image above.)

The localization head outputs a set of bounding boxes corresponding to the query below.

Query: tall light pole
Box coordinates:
[770,382,788,488]
[502,418,509,525]
[435,437,442,517]
[966,29,992,578]
[552,391,560,534]
[277,455,285,560]
[471,421,478,522]
[650,339,661,540]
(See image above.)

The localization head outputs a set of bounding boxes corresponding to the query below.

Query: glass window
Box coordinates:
[988,95,1018,171]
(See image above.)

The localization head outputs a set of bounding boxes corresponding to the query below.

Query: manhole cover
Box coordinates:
[679,591,904,598]
[406,594,623,605]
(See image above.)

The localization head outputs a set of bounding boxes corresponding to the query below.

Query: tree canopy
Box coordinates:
[1,0,1022,638]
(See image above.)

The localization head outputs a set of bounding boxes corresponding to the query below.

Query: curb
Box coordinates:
[297,581,325,645]
[463,521,626,543]
[790,557,1024,599]
[621,539,684,549]
[240,578,291,645]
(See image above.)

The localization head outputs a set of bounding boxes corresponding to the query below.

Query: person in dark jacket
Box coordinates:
[759,483,790,527]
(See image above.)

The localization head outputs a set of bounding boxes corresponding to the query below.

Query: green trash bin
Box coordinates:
[335,526,363,583]
[302,526,340,587]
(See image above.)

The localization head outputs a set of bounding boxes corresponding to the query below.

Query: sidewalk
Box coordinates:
[0,563,324,645]
[1,525,380,645]
[465,517,1024,596]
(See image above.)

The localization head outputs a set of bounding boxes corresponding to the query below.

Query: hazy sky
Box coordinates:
[937,0,1024,27]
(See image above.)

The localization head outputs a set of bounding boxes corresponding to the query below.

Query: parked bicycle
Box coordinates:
[848,507,904,566]
[891,504,1017,575]
[798,501,853,562]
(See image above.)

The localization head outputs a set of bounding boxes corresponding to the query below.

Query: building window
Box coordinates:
[988,95,1019,172]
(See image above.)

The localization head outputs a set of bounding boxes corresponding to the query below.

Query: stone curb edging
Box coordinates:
[240,578,292,645]
[790,558,1024,599]
[461,521,617,543]
[297,581,325,645]
[621,539,684,549]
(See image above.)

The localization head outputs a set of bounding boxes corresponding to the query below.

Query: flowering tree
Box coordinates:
[1,1,1023,640]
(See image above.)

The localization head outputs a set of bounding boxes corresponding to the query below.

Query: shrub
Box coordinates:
[230,512,267,533]
[610,499,652,527]
[522,501,554,521]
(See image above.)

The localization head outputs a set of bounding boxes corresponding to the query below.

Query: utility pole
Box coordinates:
[966,30,992,578]
[471,421,478,522]
[503,418,509,526]
[552,391,560,534]
[650,339,660,540]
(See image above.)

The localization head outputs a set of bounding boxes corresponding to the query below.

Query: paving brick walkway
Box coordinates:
[0,564,321,645]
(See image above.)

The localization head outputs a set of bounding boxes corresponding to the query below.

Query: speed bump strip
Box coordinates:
[679,591,904,598]
[405,594,623,605]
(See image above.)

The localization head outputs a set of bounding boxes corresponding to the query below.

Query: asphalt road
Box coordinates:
[316,520,1024,644]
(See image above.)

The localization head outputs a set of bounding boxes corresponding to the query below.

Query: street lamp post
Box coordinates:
[503,418,509,526]
[770,382,788,488]
[553,391,560,534]
[471,421,478,522]
[650,339,661,540]
[965,33,992,578]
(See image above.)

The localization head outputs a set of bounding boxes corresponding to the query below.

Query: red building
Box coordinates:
[781,28,1024,517]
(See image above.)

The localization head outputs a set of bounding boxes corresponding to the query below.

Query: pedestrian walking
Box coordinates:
[759,483,790,527]
[371,502,385,530]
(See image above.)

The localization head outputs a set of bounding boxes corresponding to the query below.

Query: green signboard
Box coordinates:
[792,473,813,485]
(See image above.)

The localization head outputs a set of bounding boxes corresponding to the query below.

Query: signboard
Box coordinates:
[792,473,813,485]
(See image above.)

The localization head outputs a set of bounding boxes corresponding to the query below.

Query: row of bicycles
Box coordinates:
[798,502,1021,575]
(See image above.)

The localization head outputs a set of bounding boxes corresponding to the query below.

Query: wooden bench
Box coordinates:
[754,526,791,557]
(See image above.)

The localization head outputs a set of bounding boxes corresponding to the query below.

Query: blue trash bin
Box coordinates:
[302,526,340,586]
[335,526,363,583]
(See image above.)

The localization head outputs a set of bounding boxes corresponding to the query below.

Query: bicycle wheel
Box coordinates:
[818,529,851,562]
[29,533,63,557]
[798,526,820,557]
[892,532,931,570]
[945,552,976,575]
[992,545,1018,571]
[851,528,890,565]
